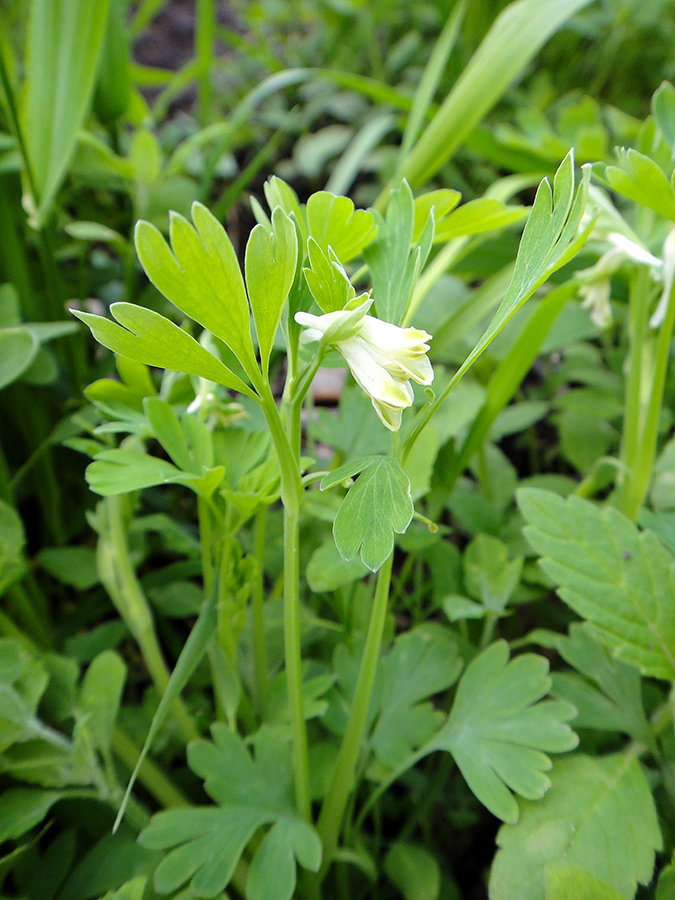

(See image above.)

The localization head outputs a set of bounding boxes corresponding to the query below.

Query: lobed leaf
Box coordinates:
[605,148,675,220]
[519,488,675,679]
[426,641,578,823]
[73,305,255,398]
[246,206,298,375]
[332,457,414,572]
[306,191,377,263]
[303,238,356,313]
[135,203,259,378]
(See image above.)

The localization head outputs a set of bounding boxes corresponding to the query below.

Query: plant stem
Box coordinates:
[316,552,394,869]
[252,506,269,712]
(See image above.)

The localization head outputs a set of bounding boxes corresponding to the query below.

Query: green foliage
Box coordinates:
[426,641,578,824]
[324,457,414,572]
[140,725,321,899]
[519,488,675,679]
[489,753,661,900]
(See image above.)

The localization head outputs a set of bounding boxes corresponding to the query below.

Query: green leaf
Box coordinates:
[140,726,321,898]
[303,238,356,313]
[464,535,522,613]
[605,148,675,220]
[332,457,414,572]
[21,0,110,221]
[38,547,99,590]
[384,842,441,900]
[0,500,27,598]
[73,305,255,398]
[246,206,298,375]
[306,191,377,263]
[433,198,526,242]
[114,582,218,832]
[519,488,675,679]
[372,624,462,768]
[364,180,434,326]
[394,0,595,191]
[143,397,192,471]
[426,641,578,823]
[98,877,147,900]
[306,540,370,593]
[0,328,39,389]
[544,864,626,900]
[134,202,258,378]
[0,788,65,843]
[489,753,662,900]
[79,650,126,755]
[653,81,675,151]
[548,624,654,751]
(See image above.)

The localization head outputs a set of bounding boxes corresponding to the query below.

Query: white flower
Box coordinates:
[295,298,433,431]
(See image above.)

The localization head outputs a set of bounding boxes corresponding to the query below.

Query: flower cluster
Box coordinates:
[295,298,433,431]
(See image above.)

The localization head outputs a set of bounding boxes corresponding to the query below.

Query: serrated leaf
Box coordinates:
[371,624,462,768]
[306,192,377,263]
[605,148,675,220]
[333,457,414,571]
[303,238,356,313]
[426,641,578,823]
[141,726,321,898]
[549,624,654,750]
[134,203,258,378]
[73,305,255,398]
[246,206,298,375]
[364,180,434,326]
[489,753,661,900]
[519,488,675,679]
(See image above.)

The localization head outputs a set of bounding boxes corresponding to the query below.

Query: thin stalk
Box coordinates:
[316,552,394,869]
[111,727,189,809]
[619,269,675,520]
[252,506,269,711]
[102,497,198,744]
[196,0,215,127]
[616,268,654,520]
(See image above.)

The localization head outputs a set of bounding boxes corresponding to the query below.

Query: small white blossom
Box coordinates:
[295,299,433,431]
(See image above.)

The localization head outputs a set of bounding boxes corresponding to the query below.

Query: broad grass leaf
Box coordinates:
[519,488,675,679]
[426,641,578,824]
[605,148,675,220]
[135,203,258,378]
[395,0,595,192]
[306,192,377,263]
[21,0,110,221]
[141,726,321,898]
[73,305,255,397]
[332,457,414,572]
[489,753,661,900]
[246,206,298,375]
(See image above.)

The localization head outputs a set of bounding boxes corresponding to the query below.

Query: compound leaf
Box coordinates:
[140,726,321,898]
[73,305,255,398]
[489,753,661,900]
[426,641,578,823]
[519,488,675,680]
[332,457,414,571]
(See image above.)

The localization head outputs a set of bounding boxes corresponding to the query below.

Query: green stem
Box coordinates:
[252,506,269,712]
[617,267,665,520]
[316,552,394,868]
[196,0,215,127]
